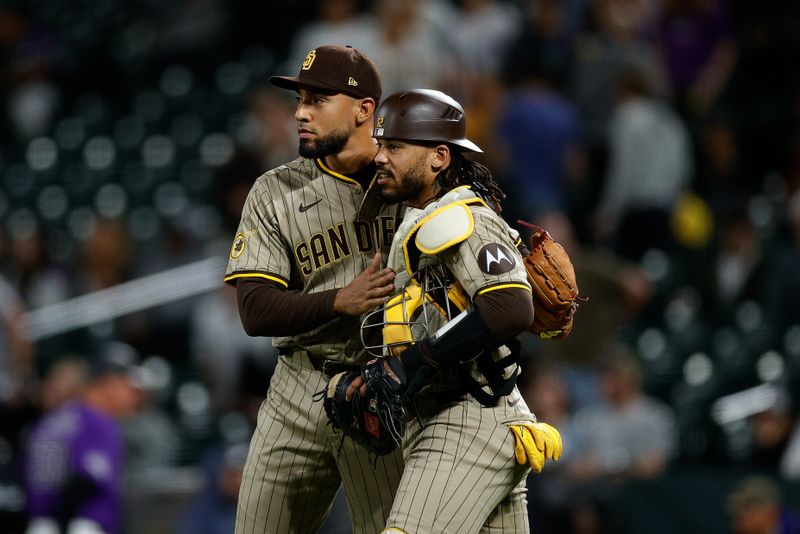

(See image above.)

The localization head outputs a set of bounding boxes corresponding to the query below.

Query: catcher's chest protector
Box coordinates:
[381,187,525,403]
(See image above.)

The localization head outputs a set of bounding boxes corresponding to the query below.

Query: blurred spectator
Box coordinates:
[532,212,652,368]
[655,0,738,119]
[23,343,146,534]
[764,189,800,333]
[520,364,579,534]
[695,114,753,215]
[13,355,96,531]
[63,219,139,358]
[493,50,583,221]
[595,67,692,261]
[0,274,34,406]
[4,222,75,377]
[0,273,36,531]
[0,6,60,142]
[747,388,795,472]
[283,0,375,72]
[157,0,227,66]
[365,0,455,96]
[727,476,800,534]
[718,1,799,188]
[565,342,677,532]
[707,210,766,326]
[190,284,276,415]
[780,412,800,482]
[570,0,664,152]
[121,356,182,489]
[75,219,133,293]
[451,0,522,80]
[567,343,677,483]
[5,228,72,309]
[503,0,574,92]
[175,442,248,534]
[38,355,90,413]
[212,147,266,237]
[127,221,204,365]
[448,0,523,147]
[242,86,295,170]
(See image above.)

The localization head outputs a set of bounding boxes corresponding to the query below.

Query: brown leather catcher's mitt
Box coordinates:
[518,221,583,340]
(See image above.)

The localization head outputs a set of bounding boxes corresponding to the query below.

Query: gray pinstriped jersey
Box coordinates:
[224,156,403,363]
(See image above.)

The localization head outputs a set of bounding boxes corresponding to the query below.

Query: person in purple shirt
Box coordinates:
[24,343,146,534]
[656,0,737,118]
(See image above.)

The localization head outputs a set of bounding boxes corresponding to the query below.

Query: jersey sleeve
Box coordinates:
[224,175,291,288]
[441,207,530,299]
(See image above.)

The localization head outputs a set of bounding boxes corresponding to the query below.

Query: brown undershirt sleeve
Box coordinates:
[235,278,339,337]
[473,286,534,344]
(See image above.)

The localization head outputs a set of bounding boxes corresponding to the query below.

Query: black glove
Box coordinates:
[322,361,406,456]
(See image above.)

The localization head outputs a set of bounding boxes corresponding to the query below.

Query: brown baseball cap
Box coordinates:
[270,45,382,102]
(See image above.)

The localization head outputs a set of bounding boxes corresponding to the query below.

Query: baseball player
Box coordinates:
[24,344,145,534]
[352,89,563,533]
[223,46,404,533]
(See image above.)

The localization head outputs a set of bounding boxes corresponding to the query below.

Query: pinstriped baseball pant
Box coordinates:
[235,354,404,534]
[384,388,532,534]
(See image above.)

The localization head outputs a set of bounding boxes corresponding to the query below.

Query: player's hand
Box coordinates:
[508,421,563,474]
[345,374,366,401]
[333,253,395,316]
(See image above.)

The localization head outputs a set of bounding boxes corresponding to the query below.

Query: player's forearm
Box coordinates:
[473,286,534,343]
[398,286,533,376]
[236,279,339,336]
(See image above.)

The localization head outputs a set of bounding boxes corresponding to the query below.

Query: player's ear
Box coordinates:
[354,97,376,126]
[430,144,451,172]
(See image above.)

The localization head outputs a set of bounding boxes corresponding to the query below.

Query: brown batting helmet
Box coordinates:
[374,89,482,153]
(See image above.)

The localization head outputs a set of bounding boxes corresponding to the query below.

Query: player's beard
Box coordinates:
[299,129,349,158]
[377,155,429,205]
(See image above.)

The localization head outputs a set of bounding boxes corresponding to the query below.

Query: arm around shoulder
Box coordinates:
[236,278,338,337]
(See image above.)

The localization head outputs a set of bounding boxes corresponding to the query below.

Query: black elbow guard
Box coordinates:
[400,307,497,377]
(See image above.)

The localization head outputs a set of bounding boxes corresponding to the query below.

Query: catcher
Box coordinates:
[324,89,575,533]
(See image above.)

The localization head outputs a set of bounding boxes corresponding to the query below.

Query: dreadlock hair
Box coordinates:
[436,149,507,213]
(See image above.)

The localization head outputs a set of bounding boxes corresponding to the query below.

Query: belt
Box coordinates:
[280,348,360,379]
[407,388,468,420]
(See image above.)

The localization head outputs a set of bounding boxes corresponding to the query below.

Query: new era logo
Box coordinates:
[347,77,358,86]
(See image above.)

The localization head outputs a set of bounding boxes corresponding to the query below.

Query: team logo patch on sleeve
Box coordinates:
[478,243,515,274]
[230,233,246,259]
[230,229,258,260]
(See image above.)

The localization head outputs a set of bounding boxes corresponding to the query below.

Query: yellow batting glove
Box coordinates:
[508,421,563,474]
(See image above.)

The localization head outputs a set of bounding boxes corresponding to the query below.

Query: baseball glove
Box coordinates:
[322,358,406,456]
[517,221,583,340]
